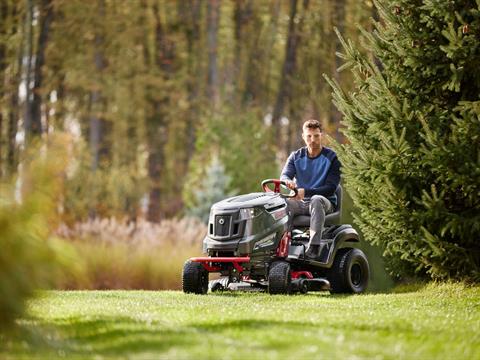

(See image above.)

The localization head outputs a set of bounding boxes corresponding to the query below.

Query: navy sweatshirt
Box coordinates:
[280,146,341,206]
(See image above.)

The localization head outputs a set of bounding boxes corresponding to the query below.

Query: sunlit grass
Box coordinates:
[1,283,479,359]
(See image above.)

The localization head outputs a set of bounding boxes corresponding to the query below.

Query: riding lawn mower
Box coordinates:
[182,179,369,295]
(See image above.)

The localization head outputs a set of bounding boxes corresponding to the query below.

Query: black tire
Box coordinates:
[268,261,291,294]
[182,261,209,294]
[328,248,369,294]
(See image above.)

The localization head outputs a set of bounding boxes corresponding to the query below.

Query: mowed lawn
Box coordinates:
[1,283,479,359]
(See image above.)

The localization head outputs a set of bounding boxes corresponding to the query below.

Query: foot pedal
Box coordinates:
[304,278,330,291]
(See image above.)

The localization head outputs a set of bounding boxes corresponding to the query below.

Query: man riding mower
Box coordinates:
[182,179,369,295]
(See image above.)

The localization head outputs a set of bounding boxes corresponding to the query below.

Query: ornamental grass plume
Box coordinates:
[55,217,206,290]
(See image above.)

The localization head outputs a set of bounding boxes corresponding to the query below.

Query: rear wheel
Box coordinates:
[328,248,369,294]
[268,261,291,294]
[182,261,209,294]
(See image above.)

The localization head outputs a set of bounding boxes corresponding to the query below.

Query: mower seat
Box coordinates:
[291,185,342,227]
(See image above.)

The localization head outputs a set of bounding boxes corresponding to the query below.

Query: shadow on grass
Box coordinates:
[2,308,431,358]
[2,316,342,357]
[2,316,189,356]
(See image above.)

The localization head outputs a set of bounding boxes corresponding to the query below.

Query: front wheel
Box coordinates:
[328,248,369,294]
[182,260,209,294]
[268,261,291,294]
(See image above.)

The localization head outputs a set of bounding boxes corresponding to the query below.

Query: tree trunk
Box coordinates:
[30,0,54,136]
[272,0,309,144]
[330,0,345,142]
[89,0,108,173]
[144,1,175,222]
[8,87,19,174]
[88,0,108,219]
[262,0,281,106]
[206,0,220,108]
[53,73,66,130]
[179,0,202,161]
[146,2,166,222]
[23,0,35,141]
[232,0,253,105]
[0,1,8,177]
[7,2,22,175]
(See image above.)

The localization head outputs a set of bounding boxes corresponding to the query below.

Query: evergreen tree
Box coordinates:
[327,0,480,281]
[186,156,235,223]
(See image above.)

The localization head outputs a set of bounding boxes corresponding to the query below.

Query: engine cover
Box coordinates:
[203,192,289,256]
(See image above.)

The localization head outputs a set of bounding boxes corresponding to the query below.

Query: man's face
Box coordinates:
[302,127,322,151]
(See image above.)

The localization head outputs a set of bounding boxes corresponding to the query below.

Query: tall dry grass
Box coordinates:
[56,217,207,290]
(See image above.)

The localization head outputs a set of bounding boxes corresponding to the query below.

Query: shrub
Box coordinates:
[0,135,77,327]
[185,156,235,223]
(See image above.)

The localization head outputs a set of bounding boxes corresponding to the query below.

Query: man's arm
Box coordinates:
[304,157,341,198]
[280,152,296,182]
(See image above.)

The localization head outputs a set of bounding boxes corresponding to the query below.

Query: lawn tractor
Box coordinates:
[182,179,369,295]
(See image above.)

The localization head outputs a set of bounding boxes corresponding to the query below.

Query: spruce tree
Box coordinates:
[327,0,480,281]
[186,156,235,223]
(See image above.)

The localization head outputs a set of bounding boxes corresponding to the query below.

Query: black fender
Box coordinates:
[287,224,360,268]
[323,225,359,267]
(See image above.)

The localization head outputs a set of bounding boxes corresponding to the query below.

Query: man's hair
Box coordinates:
[302,119,322,132]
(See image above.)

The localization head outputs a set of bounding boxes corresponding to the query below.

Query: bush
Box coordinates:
[186,156,235,223]
[327,1,480,281]
[0,135,78,327]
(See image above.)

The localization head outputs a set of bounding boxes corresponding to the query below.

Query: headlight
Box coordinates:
[240,207,260,220]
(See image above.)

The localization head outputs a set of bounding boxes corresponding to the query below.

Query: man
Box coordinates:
[280,119,341,259]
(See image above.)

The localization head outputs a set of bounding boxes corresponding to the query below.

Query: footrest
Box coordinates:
[304,278,330,291]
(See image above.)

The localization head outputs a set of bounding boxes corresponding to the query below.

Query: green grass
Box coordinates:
[1,283,479,359]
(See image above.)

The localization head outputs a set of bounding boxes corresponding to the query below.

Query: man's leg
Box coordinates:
[305,195,333,259]
[285,199,309,228]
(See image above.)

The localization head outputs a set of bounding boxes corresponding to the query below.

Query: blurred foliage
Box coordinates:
[185,156,235,223]
[184,107,278,210]
[62,139,147,224]
[0,0,376,222]
[55,217,206,290]
[63,241,200,290]
[0,134,82,327]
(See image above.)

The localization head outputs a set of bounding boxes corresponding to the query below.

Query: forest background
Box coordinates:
[0,0,390,295]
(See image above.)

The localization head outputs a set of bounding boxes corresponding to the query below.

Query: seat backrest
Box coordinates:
[324,185,342,225]
[333,184,342,213]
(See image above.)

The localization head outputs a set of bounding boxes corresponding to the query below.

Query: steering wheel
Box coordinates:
[261,179,298,198]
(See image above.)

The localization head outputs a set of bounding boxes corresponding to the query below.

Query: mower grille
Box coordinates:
[214,215,232,236]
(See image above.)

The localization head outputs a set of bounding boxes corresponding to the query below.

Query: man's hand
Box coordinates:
[284,180,296,190]
[295,188,305,200]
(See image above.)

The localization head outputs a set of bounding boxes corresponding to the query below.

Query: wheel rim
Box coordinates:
[350,263,362,287]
